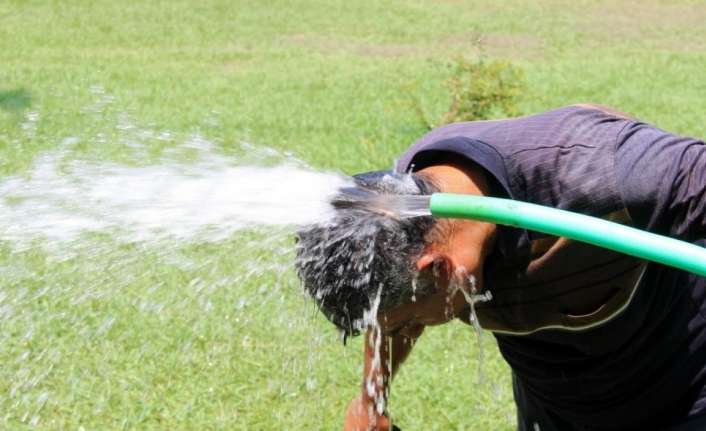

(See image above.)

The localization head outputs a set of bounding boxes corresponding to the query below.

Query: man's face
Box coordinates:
[376,218,492,337]
[363,162,496,337]
[377,271,471,337]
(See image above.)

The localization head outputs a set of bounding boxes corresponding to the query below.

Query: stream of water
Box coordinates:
[0,140,350,248]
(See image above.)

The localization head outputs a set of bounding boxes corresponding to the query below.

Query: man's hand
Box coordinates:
[344,326,421,431]
[344,394,392,431]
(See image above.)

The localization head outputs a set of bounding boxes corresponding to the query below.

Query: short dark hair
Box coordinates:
[295,170,438,336]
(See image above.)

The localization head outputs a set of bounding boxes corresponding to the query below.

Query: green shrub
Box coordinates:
[440,57,525,125]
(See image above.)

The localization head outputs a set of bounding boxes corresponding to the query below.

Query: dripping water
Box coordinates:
[456,274,493,383]
[363,284,386,423]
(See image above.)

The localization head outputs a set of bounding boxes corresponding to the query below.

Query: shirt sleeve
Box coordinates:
[615,122,706,241]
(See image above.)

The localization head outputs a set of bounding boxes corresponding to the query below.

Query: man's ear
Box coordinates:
[416,252,455,286]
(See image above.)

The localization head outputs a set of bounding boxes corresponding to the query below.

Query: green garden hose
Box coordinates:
[429,193,706,277]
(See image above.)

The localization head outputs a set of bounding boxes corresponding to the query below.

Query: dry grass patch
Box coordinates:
[442,32,545,59]
[580,1,706,52]
[281,34,425,57]
[282,32,545,59]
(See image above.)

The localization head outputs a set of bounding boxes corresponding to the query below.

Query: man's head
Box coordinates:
[295,162,496,337]
[295,170,438,336]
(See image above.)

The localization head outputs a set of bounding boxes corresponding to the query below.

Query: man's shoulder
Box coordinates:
[427,104,633,132]
[399,104,634,172]
[570,103,636,120]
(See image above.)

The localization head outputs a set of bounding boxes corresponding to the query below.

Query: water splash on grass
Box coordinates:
[0,139,350,248]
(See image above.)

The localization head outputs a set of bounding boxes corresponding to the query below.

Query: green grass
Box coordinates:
[1,0,706,429]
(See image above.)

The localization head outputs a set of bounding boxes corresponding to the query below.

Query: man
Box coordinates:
[295,104,706,430]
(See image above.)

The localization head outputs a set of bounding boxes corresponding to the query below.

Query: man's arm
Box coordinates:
[344,325,424,431]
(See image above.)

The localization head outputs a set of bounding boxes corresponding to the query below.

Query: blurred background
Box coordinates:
[1,1,705,429]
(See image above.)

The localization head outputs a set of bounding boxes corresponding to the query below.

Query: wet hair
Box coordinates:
[295,170,438,336]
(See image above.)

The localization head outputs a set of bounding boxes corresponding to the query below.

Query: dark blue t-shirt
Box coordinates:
[396,106,706,430]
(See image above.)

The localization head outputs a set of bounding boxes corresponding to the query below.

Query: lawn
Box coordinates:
[1,1,706,429]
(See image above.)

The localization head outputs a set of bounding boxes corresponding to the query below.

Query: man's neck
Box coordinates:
[418,160,497,264]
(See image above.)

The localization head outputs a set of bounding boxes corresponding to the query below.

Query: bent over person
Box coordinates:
[295,104,706,430]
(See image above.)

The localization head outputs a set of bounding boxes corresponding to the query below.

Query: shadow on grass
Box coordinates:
[0,88,31,112]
